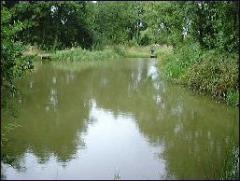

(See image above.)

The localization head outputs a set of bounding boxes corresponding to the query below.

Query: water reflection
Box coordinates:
[2,59,238,179]
[2,98,168,179]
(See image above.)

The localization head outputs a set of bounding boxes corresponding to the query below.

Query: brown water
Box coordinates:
[1,59,239,179]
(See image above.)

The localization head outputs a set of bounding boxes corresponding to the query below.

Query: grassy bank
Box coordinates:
[156,43,239,106]
[52,47,121,61]
[22,45,151,63]
[51,45,150,62]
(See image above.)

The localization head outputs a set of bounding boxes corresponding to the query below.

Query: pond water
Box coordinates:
[1,59,239,179]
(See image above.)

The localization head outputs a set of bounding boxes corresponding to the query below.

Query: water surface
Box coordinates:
[2,59,239,179]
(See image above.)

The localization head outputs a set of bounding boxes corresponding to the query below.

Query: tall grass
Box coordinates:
[123,46,150,58]
[220,145,239,180]
[159,42,202,82]
[51,45,151,62]
[52,47,122,62]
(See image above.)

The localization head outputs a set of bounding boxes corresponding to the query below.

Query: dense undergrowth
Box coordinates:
[157,42,239,106]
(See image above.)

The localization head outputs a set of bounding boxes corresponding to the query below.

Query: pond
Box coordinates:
[1,59,239,179]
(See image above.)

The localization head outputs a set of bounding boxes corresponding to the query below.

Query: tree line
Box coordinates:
[3,1,238,50]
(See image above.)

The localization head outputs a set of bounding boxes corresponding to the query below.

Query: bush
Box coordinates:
[183,51,238,103]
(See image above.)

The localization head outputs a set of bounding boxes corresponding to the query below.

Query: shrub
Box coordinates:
[183,51,238,102]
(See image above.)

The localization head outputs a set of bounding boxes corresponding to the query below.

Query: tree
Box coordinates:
[1,5,31,106]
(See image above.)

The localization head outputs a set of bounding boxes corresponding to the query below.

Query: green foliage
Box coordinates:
[93,2,146,46]
[184,51,238,102]
[6,1,154,49]
[11,2,94,50]
[139,28,154,45]
[186,2,239,52]
[162,41,202,80]
[143,2,186,46]
[142,2,239,53]
[1,6,33,104]
[3,1,239,53]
